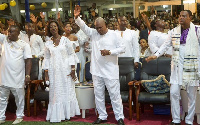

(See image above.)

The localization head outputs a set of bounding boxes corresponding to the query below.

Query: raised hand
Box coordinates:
[141,13,148,21]
[74,5,81,19]
[57,11,60,19]
[7,19,15,26]
[30,14,38,23]
[40,12,45,19]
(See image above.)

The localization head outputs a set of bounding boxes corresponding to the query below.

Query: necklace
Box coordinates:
[51,36,60,46]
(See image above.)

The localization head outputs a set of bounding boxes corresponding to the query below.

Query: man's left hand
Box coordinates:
[100,49,110,56]
[134,62,139,68]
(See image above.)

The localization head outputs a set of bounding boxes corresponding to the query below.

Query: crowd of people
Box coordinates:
[0,3,200,125]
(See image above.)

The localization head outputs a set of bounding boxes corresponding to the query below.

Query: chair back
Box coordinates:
[30,58,39,80]
[118,57,135,91]
[84,61,92,81]
[141,57,171,81]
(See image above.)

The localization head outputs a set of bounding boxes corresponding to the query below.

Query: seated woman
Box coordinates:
[43,20,80,123]
[139,39,151,58]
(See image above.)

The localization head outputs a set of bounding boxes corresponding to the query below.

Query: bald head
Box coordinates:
[95,17,108,35]
[95,17,106,26]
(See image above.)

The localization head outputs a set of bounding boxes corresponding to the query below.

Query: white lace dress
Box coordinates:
[42,36,80,122]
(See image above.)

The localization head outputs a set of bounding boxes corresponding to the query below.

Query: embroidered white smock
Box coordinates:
[0,33,32,88]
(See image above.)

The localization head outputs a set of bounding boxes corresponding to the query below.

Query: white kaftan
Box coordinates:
[42,36,80,122]
[115,29,140,62]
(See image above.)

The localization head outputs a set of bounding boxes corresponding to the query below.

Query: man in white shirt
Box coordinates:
[0,25,32,124]
[146,10,199,125]
[116,16,140,68]
[148,20,172,57]
[20,23,44,79]
[74,5,125,125]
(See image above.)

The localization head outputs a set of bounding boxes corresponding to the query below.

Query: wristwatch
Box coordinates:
[108,51,111,55]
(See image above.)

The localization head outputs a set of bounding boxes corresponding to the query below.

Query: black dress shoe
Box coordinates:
[117,118,125,125]
[92,118,107,124]
[185,124,192,125]
[169,122,181,125]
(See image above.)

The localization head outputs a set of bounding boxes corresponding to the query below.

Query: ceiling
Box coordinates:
[0,0,182,20]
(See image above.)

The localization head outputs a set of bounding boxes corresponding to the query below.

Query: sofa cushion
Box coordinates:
[34,90,49,101]
[141,75,170,94]
[138,92,170,104]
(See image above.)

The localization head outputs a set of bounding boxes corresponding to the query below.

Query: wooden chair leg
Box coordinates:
[133,87,136,113]
[34,100,37,116]
[129,85,133,120]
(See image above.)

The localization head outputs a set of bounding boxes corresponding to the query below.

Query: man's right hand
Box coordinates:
[74,5,81,19]
[145,55,157,63]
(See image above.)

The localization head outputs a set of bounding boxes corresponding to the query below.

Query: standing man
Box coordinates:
[116,16,140,68]
[0,25,32,124]
[74,5,125,125]
[146,10,200,125]
[20,23,44,80]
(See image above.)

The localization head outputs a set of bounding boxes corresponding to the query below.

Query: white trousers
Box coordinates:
[170,84,197,124]
[92,75,124,121]
[0,86,25,120]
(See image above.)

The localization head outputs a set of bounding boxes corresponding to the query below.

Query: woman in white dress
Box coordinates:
[42,21,80,123]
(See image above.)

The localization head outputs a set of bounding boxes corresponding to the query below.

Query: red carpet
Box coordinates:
[5,103,198,125]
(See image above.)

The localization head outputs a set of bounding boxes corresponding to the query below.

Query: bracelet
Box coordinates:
[25,75,30,78]
[71,68,76,70]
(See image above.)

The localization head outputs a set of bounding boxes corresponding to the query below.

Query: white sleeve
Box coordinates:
[75,17,95,37]
[36,36,45,58]
[23,43,32,59]
[66,40,76,66]
[132,31,140,62]
[42,42,51,70]
[0,33,6,44]
[110,34,125,55]
[148,33,159,54]
[154,31,172,57]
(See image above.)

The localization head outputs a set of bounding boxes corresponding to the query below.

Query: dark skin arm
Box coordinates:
[25,58,32,83]
[69,65,77,81]
[141,13,152,32]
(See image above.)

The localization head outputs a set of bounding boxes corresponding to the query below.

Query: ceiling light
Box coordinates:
[51,8,62,12]
[20,10,25,13]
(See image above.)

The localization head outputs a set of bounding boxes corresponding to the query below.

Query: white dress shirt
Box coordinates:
[115,29,140,62]
[21,33,44,58]
[0,33,32,88]
[75,17,125,80]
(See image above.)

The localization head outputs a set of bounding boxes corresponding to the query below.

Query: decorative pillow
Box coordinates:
[141,75,170,94]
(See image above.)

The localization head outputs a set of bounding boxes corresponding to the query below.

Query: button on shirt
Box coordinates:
[0,33,32,88]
